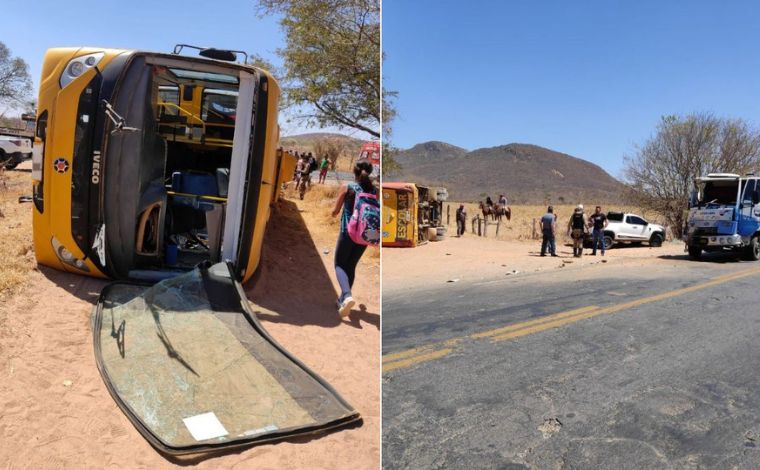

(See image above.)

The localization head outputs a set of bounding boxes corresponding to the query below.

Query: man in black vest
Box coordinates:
[566,204,588,257]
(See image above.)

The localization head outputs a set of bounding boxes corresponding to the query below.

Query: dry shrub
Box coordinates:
[0,171,35,298]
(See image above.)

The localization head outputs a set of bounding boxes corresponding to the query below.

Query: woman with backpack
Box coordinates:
[331,159,379,317]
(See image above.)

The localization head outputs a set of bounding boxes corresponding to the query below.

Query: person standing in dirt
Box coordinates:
[294,153,307,189]
[567,204,588,258]
[456,204,467,237]
[306,152,318,188]
[588,205,608,256]
[318,154,330,184]
[331,159,376,317]
[540,206,558,257]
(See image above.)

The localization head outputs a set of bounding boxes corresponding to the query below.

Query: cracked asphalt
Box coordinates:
[382,253,760,469]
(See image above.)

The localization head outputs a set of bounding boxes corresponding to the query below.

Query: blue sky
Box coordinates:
[383,0,760,177]
[1,0,359,137]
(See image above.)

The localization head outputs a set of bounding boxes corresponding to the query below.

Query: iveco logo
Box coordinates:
[91,150,101,184]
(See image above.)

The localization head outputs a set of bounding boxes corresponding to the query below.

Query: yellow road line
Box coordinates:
[382,267,760,373]
[382,348,453,373]
[471,305,600,339]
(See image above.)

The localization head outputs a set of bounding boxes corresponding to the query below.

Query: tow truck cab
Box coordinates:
[686,173,760,260]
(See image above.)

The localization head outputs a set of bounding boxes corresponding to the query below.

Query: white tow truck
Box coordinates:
[686,173,760,260]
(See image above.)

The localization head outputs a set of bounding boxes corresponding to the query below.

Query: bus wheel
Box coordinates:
[688,246,702,259]
[745,236,760,261]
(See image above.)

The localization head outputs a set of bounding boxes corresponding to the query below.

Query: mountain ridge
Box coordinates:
[387,140,625,204]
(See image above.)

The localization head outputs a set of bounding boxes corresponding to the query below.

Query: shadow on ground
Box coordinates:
[245,198,378,329]
[39,265,106,304]
[659,251,744,264]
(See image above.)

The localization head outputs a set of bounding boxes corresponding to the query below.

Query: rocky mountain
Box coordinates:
[387,141,626,204]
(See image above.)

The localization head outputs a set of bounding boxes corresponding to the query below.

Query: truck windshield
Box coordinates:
[700,180,738,205]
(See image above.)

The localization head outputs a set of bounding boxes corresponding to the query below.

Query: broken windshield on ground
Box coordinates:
[92,263,359,454]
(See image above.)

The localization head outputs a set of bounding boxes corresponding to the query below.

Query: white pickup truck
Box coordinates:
[0,135,33,169]
[585,211,666,250]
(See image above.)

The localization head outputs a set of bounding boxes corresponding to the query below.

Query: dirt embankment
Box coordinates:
[0,173,380,469]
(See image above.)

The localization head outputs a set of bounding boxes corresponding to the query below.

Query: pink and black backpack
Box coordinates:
[346,183,380,246]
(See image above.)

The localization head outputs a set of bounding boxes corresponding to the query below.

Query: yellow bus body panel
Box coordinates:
[34,48,128,277]
[242,72,281,283]
[381,183,418,247]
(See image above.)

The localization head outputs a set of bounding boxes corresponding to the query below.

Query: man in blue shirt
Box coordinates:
[540,206,558,257]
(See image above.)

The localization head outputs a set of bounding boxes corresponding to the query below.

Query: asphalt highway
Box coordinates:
[383,253,760,468]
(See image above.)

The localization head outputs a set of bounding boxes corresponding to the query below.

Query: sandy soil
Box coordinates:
[383,232,686,292]
[0,171,379,469]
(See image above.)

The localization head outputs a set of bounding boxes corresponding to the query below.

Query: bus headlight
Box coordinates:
[51,237,90,272]
[60,52,104,89]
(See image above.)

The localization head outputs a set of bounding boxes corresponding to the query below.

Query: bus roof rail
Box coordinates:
[172,44,248,63]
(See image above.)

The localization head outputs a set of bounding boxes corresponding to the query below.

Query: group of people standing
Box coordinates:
[292,151,333,190]
[540,205,608,257]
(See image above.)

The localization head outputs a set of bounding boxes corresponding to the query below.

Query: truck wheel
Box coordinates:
[745,236,760,261]
[4,161,18,170]
[649,233,663,247]
[603,235,614,250]
[688,246,702,259]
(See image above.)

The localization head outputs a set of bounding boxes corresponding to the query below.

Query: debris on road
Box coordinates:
[447,278,460,283]
[538,418,562,438]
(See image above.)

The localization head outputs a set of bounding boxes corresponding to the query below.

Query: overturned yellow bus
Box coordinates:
[382,182,447,247]
[33,45,290,282]
[32,45,360,455]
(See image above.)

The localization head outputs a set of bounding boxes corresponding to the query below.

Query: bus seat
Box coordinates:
[171,171,219,196]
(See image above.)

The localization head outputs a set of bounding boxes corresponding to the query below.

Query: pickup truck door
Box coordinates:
[626,215,649,240]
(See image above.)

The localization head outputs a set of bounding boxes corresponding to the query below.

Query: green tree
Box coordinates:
[624,113,760,236]
[256,0,380,138]
[0,42,32,109]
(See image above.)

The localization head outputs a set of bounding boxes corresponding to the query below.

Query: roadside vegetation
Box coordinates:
[0,170,34,298]
[624,113,760,237]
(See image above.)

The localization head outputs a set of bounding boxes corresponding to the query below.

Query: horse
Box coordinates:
[480,201,512,222]
[479,201,494,220]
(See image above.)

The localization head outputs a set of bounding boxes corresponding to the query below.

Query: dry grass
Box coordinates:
[0,170,35,299]
[284,183,380,262]
[442,202,670,243]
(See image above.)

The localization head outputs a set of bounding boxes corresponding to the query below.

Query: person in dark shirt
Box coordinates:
[588,205,608,256]
[456,204,467,236]
[540,206,558,256]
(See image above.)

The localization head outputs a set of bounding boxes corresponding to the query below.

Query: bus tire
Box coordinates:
[688,246,702,259]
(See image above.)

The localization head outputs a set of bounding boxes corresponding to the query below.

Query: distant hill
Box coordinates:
[279,132,365,172]
[387,141,626,204]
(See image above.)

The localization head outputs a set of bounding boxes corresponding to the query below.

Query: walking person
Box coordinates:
[588,205,608,256]
[318,154,330,184]
[567,204,588,257]
[456,204,467,237]
[540,206,558,256]
[331,159,377,317]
